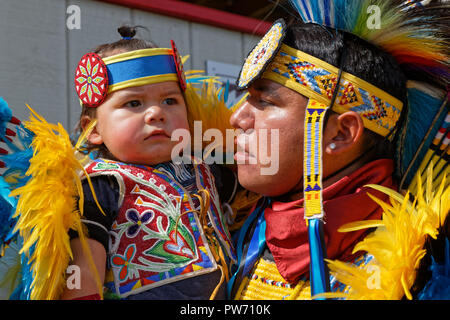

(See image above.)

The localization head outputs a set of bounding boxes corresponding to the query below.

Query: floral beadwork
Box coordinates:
[84,159,236,298]
[111,244,136,282]
[74,52,108,108]
[124,209,153,238]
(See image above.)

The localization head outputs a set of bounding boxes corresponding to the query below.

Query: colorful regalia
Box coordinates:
[82,158,235,299]
[0,39,254,300]
[228,0,449,300]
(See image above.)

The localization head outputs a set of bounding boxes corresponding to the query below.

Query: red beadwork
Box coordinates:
[171,40,187,92]
[74,52,109,108]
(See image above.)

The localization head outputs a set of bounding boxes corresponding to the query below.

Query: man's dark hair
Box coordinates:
[283,22,408,162]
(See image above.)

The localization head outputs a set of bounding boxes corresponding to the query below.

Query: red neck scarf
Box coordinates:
[264,159,396,284]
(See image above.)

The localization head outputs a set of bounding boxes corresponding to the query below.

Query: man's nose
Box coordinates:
[230,100,254,131]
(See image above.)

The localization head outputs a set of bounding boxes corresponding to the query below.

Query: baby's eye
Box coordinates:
[124,100,142,108]
[163,97,178,106]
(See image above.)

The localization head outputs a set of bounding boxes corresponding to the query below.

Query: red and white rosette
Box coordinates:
[75,53,109,108]
[171,40,187,92]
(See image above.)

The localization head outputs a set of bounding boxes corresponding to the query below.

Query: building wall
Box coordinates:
[0,0,259,131]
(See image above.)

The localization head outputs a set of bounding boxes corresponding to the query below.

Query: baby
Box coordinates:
[61,26,237,300]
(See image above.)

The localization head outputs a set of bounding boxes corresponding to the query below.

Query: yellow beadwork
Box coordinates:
[235,258,312,300]
[303,100,329,219]
[263,44,403,137]
[238,21,284,88]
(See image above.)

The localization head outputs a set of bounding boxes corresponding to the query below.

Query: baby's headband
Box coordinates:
[75,40,186,108]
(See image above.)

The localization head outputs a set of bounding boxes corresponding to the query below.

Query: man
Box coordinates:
[228,0,449,300]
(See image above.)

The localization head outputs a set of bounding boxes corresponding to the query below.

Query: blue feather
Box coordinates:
[290,0,311,23]
[0,177,16,246]
[8,242,34,300]
[0,98,34,299]
[290,0,364,31]
[0,98,34,191]
[323,0,332,26]
[0,97,12,135]
[309,0,323,25]
[418,239,450,300]
[397,83,447,187]
[0,199,15,246]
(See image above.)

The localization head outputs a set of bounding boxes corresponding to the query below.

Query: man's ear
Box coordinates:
[324,111,364,154]
[80,115,103,145]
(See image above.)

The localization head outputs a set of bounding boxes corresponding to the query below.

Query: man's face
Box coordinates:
[230,79,308,196]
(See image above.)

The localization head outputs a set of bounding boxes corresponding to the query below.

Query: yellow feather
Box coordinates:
[326,164,449,300]
[190,80,233,129]
[10,106,102,300]
[184,79,235,153]
[338,220,384,233]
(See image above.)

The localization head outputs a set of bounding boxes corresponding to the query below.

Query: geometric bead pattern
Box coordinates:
[264,44,403,137]
[235,258,312,300]
[303,100,329,219]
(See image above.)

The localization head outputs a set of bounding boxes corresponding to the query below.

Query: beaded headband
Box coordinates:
[237,20,405,220]
[75,40,186,108]
[237,22,404,138]
[264,45,403,137]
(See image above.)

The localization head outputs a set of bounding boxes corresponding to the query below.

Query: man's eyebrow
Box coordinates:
[254,84,281,100]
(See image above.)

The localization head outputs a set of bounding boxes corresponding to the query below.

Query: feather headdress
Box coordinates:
[288,0,450,192]
[283,0,449,297]
[0,98,34,299]
[290,0,450,87]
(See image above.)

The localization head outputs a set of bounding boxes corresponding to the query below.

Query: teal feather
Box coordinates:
[0,98,34,299]
[418,239,450,300]
[0,241,22,299]
[396,82,447,188]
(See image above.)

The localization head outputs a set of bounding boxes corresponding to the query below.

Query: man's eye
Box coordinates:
[248,95,271,107]
[125,100,142,108]
[255,98,272,107]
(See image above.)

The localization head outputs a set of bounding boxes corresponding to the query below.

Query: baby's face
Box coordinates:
[90,81,189,165]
